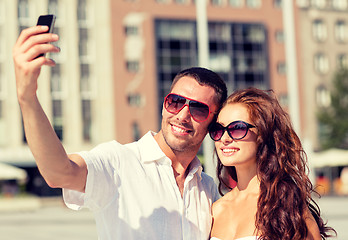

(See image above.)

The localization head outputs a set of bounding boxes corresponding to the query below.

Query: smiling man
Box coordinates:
[13,26,227,240]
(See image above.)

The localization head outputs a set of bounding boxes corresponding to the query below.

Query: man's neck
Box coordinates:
[154,131,198,196]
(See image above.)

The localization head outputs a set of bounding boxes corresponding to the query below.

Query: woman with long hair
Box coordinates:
[209,88,336,240]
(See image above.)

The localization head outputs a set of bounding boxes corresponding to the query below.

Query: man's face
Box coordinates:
[160,76,218,154]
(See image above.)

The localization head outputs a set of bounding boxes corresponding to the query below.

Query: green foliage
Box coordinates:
[317,68,348,150]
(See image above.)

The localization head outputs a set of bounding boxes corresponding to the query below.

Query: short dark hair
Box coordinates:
[170,67,227,111]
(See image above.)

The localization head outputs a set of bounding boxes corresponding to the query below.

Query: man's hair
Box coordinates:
[170,67,227,111]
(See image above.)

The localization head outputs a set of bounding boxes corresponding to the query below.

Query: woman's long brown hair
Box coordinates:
[215,88,336,240]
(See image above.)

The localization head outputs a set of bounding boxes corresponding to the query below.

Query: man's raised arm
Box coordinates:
[13,26,87,192]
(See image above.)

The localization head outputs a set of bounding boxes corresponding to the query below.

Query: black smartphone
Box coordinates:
[36,14,56,58]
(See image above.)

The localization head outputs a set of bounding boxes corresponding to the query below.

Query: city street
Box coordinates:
[0,196,347,240]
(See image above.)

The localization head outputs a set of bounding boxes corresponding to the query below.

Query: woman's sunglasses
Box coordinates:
[209,120,256,141]
[164,93,213,122]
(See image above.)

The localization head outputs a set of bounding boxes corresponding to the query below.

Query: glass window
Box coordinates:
[132,122,141,141]
[52,100,63,140]
[316,85,331,108]
[80,64,91,92]
[18,0,29,19]
[332,0,348,10]
[335,20,347,43]
[312,19,327,42]
[211,0,224,6]
[297,0,310,7]
[48,0,59,17]
[275,30,284,43]
[311,0,326,8]
[50,64,62,93]
[274,0,283,8]
[246,0,262,8]
[125,25,139,36]
[314,53,329,74]
[229,0,243,7]
[77,0,87,22]
[79,28,89,58]
[277,62,287,75]
[337,54,348,69]
[82,99,91,142]
[126,60,140,73]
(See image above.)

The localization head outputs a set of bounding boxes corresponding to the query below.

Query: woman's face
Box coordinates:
[214,103,258,168]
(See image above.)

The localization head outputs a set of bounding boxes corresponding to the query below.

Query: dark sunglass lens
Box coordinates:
[229,122,248,139]
[209,124,224,141]
[189,101,210,121]
[166,94,185,113]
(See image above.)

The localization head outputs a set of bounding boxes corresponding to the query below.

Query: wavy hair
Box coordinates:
[215,87,336,240]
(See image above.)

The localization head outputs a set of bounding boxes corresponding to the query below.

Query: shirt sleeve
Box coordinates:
[63,141,121,211]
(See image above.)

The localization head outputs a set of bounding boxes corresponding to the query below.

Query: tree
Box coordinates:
[317,68,348,150]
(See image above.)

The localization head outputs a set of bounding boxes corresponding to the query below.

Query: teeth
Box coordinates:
[172,125,187,133]
[222,148,238,153]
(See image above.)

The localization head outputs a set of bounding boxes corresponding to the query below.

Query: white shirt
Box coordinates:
[63,131,219,240]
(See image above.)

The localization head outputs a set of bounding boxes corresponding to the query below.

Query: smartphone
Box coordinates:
[36,14,56,58]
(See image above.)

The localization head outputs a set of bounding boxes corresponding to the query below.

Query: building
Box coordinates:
[112,0,289,144]
[5,0,346,195]
[297,0,348,151]
[0,0,114,195]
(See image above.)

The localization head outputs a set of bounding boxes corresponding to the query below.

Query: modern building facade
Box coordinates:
[3,0,347,195]
[297,0,348,151]
[0,0,114,195]
[112,0,289,144]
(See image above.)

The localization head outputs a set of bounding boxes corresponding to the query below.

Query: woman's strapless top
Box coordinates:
[210,236,258,240]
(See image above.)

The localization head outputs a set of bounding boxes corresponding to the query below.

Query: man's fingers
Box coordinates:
[15,26,49,47]
[20,33,59,55]
[25,44,60,61]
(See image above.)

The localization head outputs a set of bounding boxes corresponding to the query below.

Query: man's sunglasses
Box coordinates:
[164,93,214,122]
[209,120,256,141]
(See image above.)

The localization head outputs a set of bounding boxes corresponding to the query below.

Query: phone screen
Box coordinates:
[36,15,56,33]
[36,15,56,58]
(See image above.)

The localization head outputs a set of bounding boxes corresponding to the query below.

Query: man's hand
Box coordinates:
[13,25,60,104]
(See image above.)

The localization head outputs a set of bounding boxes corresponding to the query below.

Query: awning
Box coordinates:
[0,162,27,181]
[311,148,348,168]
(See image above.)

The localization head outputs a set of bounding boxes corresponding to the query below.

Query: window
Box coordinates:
[246,0,261,8]
[274,0,283,8]
[314,53,329,74]
[332,0,348,10]
[79,28,89,59]
[125,25,139,36]
[275,30,284,43]
[77,0,87,22]
[175,0,188,3]
[48,0,59,17]
[312,19,327,42]
[126,60,140,73]
[18,0,29,20]
[82,99,92,142]
[128,93,143,107]
[316,85,331,108]
[337,54,348,69]
[277,62,287,75]
[311,0,326,8]
[297,0,310,8]
[211,0,224,6]
[132,122,141,141]
[335,20,347,43]
[229,0,243,7]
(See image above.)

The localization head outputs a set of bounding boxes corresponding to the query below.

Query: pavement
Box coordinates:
[0,195,347,240]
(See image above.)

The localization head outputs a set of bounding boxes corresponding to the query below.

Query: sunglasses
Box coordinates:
[209,120,256,141]
[164,93,214,122]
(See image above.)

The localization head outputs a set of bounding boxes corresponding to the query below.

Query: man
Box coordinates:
[13,26,227,239]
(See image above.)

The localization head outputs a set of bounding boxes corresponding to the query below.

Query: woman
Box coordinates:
[209,88,336,240]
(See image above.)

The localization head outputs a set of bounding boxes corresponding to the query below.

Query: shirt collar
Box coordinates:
[138,131,203,179]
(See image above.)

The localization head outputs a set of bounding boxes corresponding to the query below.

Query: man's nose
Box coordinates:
[176,104,191,122]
